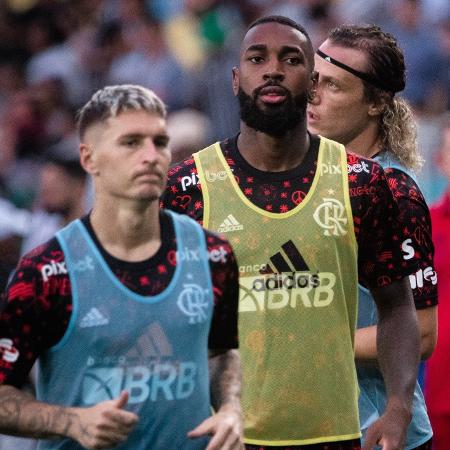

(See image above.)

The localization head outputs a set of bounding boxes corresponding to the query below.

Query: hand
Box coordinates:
[363,404,411,450]
[69,391,139,449]
[187,404,243,450]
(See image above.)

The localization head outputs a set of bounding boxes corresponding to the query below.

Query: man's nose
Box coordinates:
[263,60,284,81]
[142,141,158,161]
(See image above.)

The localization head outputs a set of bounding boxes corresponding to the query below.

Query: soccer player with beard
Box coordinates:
[162,16,420,450]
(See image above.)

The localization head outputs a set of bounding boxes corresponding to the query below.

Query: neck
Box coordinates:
[90,197,161,262]
[237,122,310,171]
[344,120,382,158]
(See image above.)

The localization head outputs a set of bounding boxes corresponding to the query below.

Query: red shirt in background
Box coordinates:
[425,192,450,449]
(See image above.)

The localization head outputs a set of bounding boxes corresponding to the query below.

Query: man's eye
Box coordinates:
[249,56,264,63]
[155,138,169,148]
[123,138,140,147]
[286,57,301,65]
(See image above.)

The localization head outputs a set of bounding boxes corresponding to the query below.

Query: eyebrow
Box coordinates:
[118,132,170,141]
[245,44,267,53]
[118,132,145,139]
[245,44,302,55]
[280,45,302,55]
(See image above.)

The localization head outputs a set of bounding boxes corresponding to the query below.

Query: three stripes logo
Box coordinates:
[260,239,309,274]
[80,307,109,328]
[238,239,336,311]
[218,214,243,233]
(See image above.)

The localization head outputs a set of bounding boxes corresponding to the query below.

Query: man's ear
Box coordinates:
[368,103,384,116]
[368,93,390,116]
[79,143,98,176]
[232,67,239,96]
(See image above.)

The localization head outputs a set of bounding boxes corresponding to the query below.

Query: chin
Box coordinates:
[139,194,160,202]
[129,190,159,202]
[307,125,320,136]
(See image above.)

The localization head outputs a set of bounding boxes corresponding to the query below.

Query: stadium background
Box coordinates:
[0,0,448,448]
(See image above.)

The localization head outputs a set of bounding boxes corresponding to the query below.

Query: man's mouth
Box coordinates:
[258,86,287,104]
[134,171,162,181]
[307,110,320,123]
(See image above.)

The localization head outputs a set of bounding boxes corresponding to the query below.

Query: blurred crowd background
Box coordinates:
[0,0,448,448]
[0,0,448,296]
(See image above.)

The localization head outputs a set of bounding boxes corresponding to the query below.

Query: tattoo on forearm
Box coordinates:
[0,389,87,440]
[0,393,21,428]
[209,350,241,410]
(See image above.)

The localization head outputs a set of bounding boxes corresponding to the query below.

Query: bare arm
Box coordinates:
[0,385,80,440]
[363,277,420,450]
[355,306,437,362]
[208,349,242,414]
[416,307,438,359]
[188,349,243,450]
[0,385,138,449]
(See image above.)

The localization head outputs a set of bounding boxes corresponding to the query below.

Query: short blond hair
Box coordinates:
[77,85,167,139]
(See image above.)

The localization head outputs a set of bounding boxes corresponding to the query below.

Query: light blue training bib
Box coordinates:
[37,211,214,449]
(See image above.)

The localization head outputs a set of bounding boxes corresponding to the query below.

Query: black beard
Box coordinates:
[237,86,307,137]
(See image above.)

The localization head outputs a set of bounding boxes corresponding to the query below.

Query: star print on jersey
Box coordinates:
[162,136,433,297]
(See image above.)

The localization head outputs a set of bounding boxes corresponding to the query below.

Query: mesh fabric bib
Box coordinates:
[195,137,360,445]
[37,212,213,449]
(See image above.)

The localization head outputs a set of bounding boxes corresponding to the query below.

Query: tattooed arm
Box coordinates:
[186,230,243,449]
[188,349,243,450]
[0,385,138,449]
[208,349,242,413]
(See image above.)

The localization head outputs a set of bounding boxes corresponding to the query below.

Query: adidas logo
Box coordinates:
[218,214,243,233]
[80,307,109,328]
[261,239,309,274]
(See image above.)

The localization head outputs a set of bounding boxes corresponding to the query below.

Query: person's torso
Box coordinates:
[357,154,432,448]
[36,212,214,450]
[163,134,416,292]
[194,137,360,445]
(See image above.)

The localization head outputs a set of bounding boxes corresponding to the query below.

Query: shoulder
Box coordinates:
[346,151,384,176]
[345,151,390,200]
[164,156,201,200]
[20,236,64,266]
[371,155,430,213]
[384,167,427,203]
[167,141,225,180]
[167,156,198,181]
[14,236,64,282]
[166,142,222,183]
[162,142,226,219]
[2,236,66,310]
